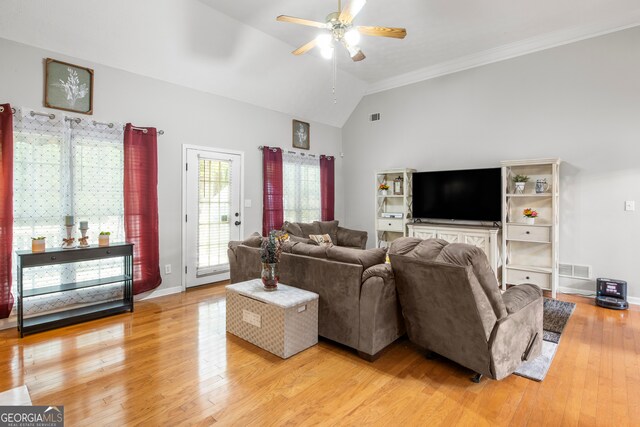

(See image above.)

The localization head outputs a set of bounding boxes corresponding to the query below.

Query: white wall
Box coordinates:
[342,27,640,299]
[0,0,367,127]
[0,37,344,294]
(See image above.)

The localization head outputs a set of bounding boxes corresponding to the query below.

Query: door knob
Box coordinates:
[234,221,241,226]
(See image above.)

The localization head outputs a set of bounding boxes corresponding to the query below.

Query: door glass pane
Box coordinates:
[197,158,231,275]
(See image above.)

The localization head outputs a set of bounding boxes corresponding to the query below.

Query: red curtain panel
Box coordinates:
[124,124,162,294]
[0,104,14,318]
[320,155,335,221]
[262,146,284,236]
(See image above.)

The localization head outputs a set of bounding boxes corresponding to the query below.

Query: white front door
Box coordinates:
[185,148,242,288]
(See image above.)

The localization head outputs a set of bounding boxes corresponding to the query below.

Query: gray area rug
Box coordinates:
[514,298,576,381]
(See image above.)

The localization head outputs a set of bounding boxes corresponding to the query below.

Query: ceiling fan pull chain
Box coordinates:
[333,53,337,104]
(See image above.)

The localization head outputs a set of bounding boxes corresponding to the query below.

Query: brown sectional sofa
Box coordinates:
[228,232,404,360]
[282,220,368,249]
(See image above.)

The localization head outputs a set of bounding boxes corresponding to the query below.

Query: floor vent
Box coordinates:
[370,113,381,122]
[559,263,592,280]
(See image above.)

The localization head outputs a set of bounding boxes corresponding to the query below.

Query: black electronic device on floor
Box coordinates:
[595,278,628,310]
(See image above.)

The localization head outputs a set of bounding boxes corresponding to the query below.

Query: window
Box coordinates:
[282,152,321,223]
[12,109,125,314]
[197,158,231,274]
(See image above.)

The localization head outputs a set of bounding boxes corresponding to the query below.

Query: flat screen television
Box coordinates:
[413,168,502,222]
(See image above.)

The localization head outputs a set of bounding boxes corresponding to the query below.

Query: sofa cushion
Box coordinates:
[243,232,263,248]
[228,232,262,251]
[411,239,449,260]
[299,222,322,238]
[288,235,318,245]
[326,246,386,270]
[388,237,447,260]
[314,220,339,244]
[282,221,303,237]
[290,242,330,259]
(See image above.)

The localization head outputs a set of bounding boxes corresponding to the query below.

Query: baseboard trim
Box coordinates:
[0,318,17,331]
[135,285,183,301]
[558,286,639,307]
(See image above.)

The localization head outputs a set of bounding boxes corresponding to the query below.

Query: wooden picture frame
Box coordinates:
[44,58,94,115]
[292,119,310,150]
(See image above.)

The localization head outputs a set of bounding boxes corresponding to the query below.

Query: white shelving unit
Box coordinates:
[375,169,416,248]
[501,159,561,298]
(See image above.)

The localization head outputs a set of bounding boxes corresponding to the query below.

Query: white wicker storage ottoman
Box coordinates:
[226,279,319,359]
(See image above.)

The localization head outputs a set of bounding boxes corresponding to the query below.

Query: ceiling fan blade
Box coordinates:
[292,39,318,55]
[357,26,407,39]
[277,15,328,29]
[339,0,366,24]
[351,50,366,62]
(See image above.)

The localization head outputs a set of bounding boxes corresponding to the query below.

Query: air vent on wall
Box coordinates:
[370,113,381,122]
[559,263,592,280]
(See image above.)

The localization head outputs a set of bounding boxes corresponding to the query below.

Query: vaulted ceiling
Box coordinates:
[1,0,639,127]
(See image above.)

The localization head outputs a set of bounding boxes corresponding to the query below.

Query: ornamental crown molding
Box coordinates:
[366,13,640,95]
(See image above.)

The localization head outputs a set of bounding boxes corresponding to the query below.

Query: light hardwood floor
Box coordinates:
[1,283,639,426]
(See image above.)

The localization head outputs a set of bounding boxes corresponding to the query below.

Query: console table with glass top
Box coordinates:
[16,243,134,337]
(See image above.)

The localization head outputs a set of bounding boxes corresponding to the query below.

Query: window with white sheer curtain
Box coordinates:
[282,152,321,223]
[12,109,125,315]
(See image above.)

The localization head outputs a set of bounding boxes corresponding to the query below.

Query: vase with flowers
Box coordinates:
[379,183,390,196]
[513,175,529,194]
[259,230,288,291]
[522,208,538,225]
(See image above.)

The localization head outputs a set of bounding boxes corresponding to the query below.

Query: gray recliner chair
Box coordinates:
[389,238,543,381]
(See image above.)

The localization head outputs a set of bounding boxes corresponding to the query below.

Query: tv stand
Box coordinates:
[407,223,501,283]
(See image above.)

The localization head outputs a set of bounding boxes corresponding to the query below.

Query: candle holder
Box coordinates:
[78,226,90,248]
[62,224,77,249]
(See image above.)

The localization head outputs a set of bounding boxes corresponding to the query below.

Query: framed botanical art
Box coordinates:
[292,119,310,150]
[44,58,94,115]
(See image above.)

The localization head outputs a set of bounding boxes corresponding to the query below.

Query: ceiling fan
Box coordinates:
[276,0,407,62]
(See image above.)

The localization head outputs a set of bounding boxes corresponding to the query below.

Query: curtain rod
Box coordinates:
[258,145,337,159]
[128,126,165,135]
[2,107,165,135]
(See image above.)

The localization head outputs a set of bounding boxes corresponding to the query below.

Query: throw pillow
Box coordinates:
[309,234,333,246]
[282,221,303,238]
[299,222,322,237]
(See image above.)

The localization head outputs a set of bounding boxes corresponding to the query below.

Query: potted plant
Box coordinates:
[31,236,46,253]
[378,183,390,196]
[522,208,538,225]
[513,175,529,194]
[259,230,288,291]
[99,231,111,247]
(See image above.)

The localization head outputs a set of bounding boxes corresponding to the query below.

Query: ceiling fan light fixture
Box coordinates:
[346,44,357,57]
[316,33,333,49]
[344,28,360,46]
[320,46,335,60]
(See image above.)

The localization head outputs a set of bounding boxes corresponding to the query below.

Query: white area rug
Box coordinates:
[0,385,32,405]
[514,340,558,381]
[514,298,575,381]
